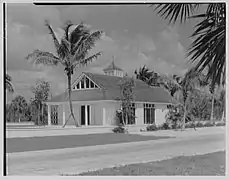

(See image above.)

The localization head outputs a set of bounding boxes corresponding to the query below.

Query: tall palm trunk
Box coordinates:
[182,104,186,130]
[122,110,125,126]
[63,74,79,128]
[221,110,225,122]
[210,93,215,125]
[41,103,43,125]
[38,103,40,125]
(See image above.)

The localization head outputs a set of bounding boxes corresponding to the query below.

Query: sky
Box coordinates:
[6,3,205,102]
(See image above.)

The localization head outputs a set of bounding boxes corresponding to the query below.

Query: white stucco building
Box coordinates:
[46,60,174,127]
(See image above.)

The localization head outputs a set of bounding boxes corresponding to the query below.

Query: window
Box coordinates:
[86,77,90,88]
[144,103,155,124]
[76,83,80,89]
[73,75,99,90]
[90,80,94,88]
[81,79,85,89]
[51,105,59,125]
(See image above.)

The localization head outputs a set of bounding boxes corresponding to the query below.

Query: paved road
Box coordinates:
[7,128,225,176]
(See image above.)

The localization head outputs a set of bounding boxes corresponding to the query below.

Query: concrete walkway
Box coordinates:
[7,124,225,138]
[7,127,225,176]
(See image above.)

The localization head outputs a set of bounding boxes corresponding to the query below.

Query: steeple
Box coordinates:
[103,56,124,77]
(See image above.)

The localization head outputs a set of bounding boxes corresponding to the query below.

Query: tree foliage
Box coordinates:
[153,3,226,88]
[134,65,161,86]
[117,75,136,126]
[31,80,51,125]
[6,95,28,122]
[5,74,14,93]
[26,20,103,127]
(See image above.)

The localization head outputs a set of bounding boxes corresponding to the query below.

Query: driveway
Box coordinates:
[7,127,225,176]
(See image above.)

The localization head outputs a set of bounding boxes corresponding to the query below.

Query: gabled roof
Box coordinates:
[47,72,175,104]
[103,60,123,71]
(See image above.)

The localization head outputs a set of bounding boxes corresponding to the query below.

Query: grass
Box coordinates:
[78,151,225,176]
[7,133,171,153]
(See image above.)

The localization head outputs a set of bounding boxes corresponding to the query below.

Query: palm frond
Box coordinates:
[188,20,225,86]
[188,4,225,87]
[26,49,61,66]
[6,74,12,82]
[153,4,199,24]
[58,38,71,59]
[6,79,14,93]
[63,20,73,41]
[73,30,103,61]
[73,52,102,68]
[44,20,60,51]
[69,22,90,45]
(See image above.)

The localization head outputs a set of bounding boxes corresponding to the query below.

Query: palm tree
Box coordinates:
[6,74,14,93]
[135,66,161,86]
[26,20,103,127]
[11,95,27,123]
[134,65,152,83]
[198,64,219,124]
[164,68,201,130]
[153,4,226,88]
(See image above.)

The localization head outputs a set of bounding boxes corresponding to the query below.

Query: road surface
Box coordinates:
[7,127,225,175]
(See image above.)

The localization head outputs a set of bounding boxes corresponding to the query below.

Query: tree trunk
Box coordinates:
[221,109,225,122]
[41,103,43,125]
[63,74,80,128]
[122,111,125,126]
[182,104,186,130]
[38,103,40,126]
[210,94,215,125]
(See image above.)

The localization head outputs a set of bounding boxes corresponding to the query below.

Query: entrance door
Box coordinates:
[81,105,91,126]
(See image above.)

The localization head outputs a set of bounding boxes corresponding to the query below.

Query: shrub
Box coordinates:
[185,122,196,129]
[112,126,127,133]
[204,122,214,127]
[160,122,171,130]
[215,121,226,127]
[146,124,158,131]
[195,122,204,128]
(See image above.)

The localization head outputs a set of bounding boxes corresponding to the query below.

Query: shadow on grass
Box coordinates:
[7,133,173,153]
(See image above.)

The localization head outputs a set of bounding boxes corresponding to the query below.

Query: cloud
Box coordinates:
[6,4,194,101]
[153,26,191,74]
[7,4,62,33]
[7,22,57,72]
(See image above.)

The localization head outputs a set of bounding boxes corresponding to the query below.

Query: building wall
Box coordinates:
[58,105,63,125]
[63,103,80,126]
[54,101,168,126]
[92,103,103,125]
[155,104,168,126]
[102,102,120,126]
[59,102,103,126]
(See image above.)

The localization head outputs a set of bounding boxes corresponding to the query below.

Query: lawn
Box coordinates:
[78,151,225,176]
[6,133,171,153]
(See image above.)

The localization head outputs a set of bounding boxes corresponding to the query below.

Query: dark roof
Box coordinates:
[47,72,175,104]
[103,61,123,71]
